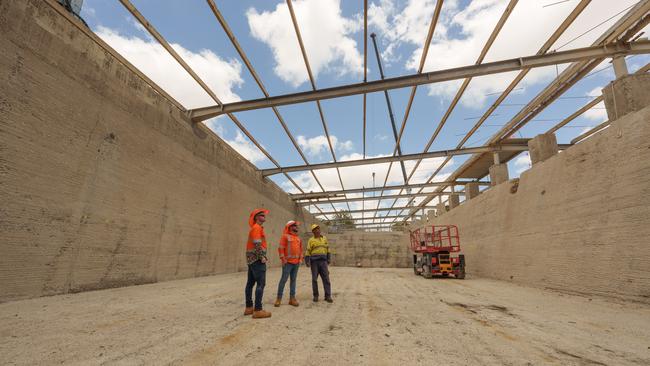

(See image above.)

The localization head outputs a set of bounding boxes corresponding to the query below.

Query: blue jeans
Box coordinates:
[277,263,299,299]
[245,260,266,310]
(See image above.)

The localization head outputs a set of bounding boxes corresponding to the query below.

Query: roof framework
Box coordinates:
[106,0,650,229]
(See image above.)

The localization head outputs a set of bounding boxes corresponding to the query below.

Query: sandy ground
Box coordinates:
[1,267,649,365]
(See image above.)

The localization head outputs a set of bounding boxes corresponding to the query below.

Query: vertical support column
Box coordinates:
[449,186,459,209]
[489,152,509,186]
[427,210,436,221]
[528,133,558,165]
[489,164,509,186]
[436,196,446,216]
[612,56,628,78]
[465,182,480,200]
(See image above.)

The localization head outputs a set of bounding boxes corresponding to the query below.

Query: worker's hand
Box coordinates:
[261,257,267,264]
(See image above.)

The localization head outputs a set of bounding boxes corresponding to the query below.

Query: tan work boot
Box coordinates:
[252,309,272,319]
[244,307,254,316]
[289,297,299,307]
[274,298,282,307]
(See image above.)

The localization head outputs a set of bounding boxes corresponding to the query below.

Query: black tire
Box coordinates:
[457,254,466,279]
[423,265,432,279]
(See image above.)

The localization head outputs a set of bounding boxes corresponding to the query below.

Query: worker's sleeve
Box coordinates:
[278,235,287,264]
[325,236,331,263]
[306,238,313,257]
[299,238,304,262]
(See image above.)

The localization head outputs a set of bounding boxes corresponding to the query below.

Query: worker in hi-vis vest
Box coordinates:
[244,208,272,319]
[274,220,304,307]
[305,224,333,303]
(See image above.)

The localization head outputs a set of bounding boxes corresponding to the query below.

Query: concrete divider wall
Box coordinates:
[328,231,411,268]
[0,0,318,302]
[429,105,650,303]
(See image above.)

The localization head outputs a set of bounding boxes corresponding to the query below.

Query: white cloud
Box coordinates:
[206,118,266,164]
[226,131,267,164]
[246,0,363,87]
[513,152,531,175]
[583,87,607,121]
[95,26,243,109]
[297,135,354,157]
[94,27,270,164]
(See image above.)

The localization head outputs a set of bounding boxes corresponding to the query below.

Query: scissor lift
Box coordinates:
[410,225,465,279]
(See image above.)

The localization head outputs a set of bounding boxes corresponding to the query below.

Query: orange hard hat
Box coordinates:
[249,208,269,227]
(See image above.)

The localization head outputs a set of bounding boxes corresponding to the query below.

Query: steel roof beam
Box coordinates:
[327,215,413,221]
[401,3,650,222]
[290,180,489,200]
[372,0,517,221]
[187,41,650,121]
[205,0,341,216]
[298,192,462,205]
[286,0,353,213]
[118,0,334,218]
[262,144,571,175]
[313,206,436,216]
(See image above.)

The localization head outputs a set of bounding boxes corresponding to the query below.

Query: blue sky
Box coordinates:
[79,0,648,221]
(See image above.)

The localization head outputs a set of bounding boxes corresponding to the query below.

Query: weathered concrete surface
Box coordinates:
[488,163,509,186]
[528,133,558,165]
[430,105,650,303]
[328,231,411,268]
[465,182,480,200]
[603,73,650,120]
[0,0,317,302]
[1,267,649,365]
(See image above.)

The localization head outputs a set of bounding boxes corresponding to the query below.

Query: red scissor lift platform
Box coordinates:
[410,225,465,279]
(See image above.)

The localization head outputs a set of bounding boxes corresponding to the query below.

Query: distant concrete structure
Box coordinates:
[328,231,411,268]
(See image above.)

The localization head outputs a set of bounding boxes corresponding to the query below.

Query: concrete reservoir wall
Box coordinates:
[0,0,319,302]
[429,104,650,304]
[328,231,411,268]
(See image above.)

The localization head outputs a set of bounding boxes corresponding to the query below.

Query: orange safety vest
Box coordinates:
[279,231,303,264]
[247,223,267,251]
[246,209,269,262]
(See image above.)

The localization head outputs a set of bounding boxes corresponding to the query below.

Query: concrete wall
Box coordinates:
[429,105,650,303]
[328,231,411,268]
[0,0,318,302]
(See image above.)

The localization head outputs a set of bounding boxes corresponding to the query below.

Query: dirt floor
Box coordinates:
[1,267,649,365]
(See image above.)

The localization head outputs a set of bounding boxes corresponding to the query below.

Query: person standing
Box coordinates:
[244,208,271,319]
[305,224,333,303]
[274,221,303,307]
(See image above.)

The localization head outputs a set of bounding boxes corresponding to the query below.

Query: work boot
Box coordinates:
[244,307,254,316]
[289,297,299,307]
[313,297,319,302]
[274,298,282,307]
[252,309,272,319]
[325,297,333,303]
